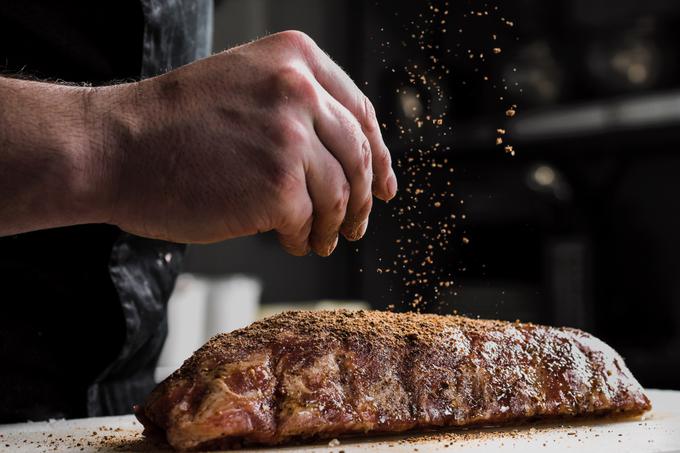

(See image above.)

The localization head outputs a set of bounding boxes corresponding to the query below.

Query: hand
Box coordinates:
[94,30,397,256]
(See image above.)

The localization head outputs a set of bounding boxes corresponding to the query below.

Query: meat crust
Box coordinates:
[136,310,651,450]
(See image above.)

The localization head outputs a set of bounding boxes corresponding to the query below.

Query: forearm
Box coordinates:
[0,32,396,251]
[0,76,113,235]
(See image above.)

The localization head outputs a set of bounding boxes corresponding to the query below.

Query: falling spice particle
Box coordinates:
[372,0,519,311]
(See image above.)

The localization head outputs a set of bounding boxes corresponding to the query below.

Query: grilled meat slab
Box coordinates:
[136,310,651,450]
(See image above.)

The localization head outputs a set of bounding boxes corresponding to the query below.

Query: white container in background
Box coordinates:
[205,275,262,339]
[156,274,209,382]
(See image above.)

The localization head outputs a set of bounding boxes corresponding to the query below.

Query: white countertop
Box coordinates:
[1,389,679,452]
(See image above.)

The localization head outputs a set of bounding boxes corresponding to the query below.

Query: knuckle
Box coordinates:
[357,139,372,174]
[336,111,370,176]
[275,30,314,50]
[330,181,351,216]
[298,201,314,225]
[269,117,308,149]
[279,196,312,240]
[274,66,317,103]
[288,202,313,236]
[271,166,303,202]
[362,96,379,133]
[336,105,363,137]
[356,195,373,219]
[376,145,392,169]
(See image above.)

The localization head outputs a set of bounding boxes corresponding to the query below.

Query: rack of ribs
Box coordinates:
[135,310,651,450]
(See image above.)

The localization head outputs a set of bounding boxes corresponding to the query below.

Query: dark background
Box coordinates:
[185,0,680,390]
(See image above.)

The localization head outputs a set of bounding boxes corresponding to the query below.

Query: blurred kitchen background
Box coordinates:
[158,0,680,390]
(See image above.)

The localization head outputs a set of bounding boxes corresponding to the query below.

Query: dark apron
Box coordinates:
[0,0,213,422]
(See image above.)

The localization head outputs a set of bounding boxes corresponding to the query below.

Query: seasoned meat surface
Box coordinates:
[136,310,651,450]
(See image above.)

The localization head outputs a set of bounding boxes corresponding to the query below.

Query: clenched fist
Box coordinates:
[89,30,397,256]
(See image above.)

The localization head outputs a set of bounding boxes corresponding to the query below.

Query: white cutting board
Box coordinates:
[1,389,678,453]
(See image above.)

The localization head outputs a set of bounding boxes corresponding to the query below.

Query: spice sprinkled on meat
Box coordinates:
[136,310,650,450]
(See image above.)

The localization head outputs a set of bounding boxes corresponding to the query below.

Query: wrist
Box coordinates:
[0,77,138,234]
[77,82,140,226]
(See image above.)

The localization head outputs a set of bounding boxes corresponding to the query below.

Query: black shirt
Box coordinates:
[0,0,212,422]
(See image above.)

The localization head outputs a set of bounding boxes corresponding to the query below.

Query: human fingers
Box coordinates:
[305,135,351,256]
[274,168,314,257]
[300,35,397,201]
[314,93,373,241]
